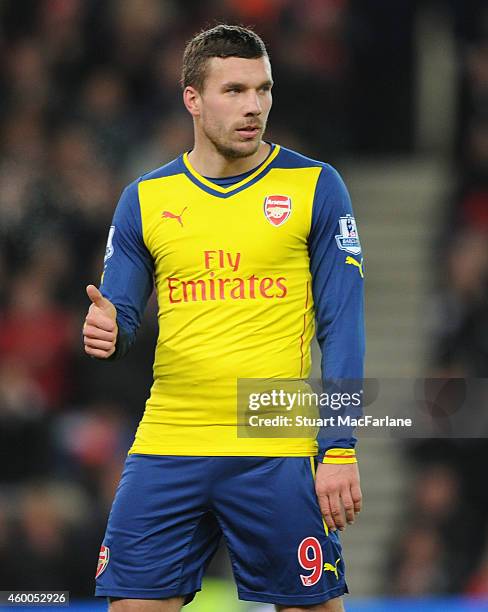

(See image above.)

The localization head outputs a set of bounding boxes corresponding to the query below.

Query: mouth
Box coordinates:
[236,126,261,139]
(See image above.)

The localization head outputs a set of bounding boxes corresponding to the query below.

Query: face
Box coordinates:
[186,56,273,159]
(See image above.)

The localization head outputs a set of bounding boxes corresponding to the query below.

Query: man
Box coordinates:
[84,24,364,612]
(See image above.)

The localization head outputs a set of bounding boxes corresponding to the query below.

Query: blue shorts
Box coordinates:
[95,455,347,607]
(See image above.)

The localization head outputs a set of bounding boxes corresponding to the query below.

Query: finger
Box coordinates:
[85,314,116,333]
[341,488,355,525]
[86,284,105,308]
[329,491,346,530]
[351,483,363,514]
[84,337,115,351]
[84,345,114,359]
[83,324,116,342]
[317,492,337,532]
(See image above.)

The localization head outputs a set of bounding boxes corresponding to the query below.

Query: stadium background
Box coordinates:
[0,0,487,610]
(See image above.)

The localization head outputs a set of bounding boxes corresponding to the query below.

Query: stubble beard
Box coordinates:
[205,125,264,160]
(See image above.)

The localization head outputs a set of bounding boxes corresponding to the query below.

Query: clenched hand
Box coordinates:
[83,285,118,359]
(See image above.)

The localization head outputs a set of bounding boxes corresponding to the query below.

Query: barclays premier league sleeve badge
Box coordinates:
[104,226,115,262]
[335,214,361,255]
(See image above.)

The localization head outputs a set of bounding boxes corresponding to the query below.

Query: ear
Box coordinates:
[183,86,201,117]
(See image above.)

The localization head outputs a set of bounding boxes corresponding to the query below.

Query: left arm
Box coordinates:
[308,164,365,531]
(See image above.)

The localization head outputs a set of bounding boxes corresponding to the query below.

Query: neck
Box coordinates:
[187,137,270,178]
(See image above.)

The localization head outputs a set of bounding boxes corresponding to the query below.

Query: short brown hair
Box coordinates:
[181,24,268,91]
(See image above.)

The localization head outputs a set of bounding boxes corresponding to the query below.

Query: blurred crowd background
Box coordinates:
[0,0,487,605]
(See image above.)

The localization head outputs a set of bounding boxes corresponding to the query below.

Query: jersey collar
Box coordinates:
[181,144,280,198]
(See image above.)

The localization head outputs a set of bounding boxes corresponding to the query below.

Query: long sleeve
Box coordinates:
[100,180,154,359]
[308,164,365,463]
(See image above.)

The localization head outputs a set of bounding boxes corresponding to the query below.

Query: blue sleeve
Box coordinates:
[308,164,365,461]
[100,180,154,359]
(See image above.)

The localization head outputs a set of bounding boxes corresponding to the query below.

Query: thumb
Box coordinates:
[86,284,107,308]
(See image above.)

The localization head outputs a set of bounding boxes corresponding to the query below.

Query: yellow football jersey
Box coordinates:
[100,144,364,458]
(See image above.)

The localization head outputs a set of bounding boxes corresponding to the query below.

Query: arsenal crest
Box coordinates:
[264,195,291,226]
[95,544,110,579]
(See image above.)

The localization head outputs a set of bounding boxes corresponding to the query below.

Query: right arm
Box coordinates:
[83,180,154,360]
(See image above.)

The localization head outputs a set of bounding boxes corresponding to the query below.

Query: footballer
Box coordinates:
[83,25,364,612]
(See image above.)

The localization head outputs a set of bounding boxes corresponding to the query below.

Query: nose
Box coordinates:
[244,90,262,116]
